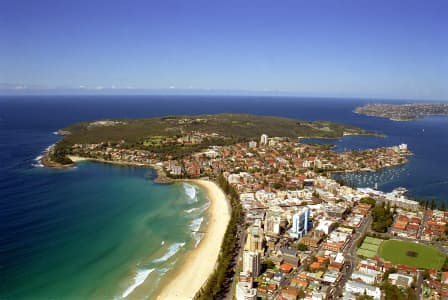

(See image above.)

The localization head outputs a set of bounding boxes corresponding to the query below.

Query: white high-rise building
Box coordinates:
[289,206,311,238]
[243,250,260,278]
[260,134,268,146]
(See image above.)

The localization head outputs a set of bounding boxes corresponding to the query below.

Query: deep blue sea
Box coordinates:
[1,95,447,299]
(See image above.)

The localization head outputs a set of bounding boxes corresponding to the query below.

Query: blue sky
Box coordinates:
[1,0,447,100]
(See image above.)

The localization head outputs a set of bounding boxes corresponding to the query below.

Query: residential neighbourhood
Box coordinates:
[69,133,448,300]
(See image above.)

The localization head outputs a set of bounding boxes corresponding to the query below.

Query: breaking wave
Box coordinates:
[121,268,154,298]
[184,199,210,215]
[189,217,203,232]
[32,145,53,168]
[183,183,198,203]
[152,242,185,264]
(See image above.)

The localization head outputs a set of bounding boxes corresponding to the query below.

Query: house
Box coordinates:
[322,271,339,284]
[309,262,321,271]
[388,273,414,288]
[274,272,285,284]
[441,272,448,284]
[291,278,308,289]
[351,271,377,285]
[328,262,343,272]
[322,241,344,252]
[344,280,381,300]
[300,233,323,248]
[397,264,417,274]
[281,286,301,300]
[280,263,294,273]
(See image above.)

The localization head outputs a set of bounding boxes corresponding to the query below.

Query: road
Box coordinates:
[416,270,423,299]
[417,208,428,240]
[223,216,246,300]
[333,213,373,298]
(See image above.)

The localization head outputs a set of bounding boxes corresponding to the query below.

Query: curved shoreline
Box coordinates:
[44,155,231,299]
[155,179,231,299]
[66,155,174,183]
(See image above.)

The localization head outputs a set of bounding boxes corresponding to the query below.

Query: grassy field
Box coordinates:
[357,248,376,258]
[357,237,383,258]
[378,240,446,270]
[364,237,383,245]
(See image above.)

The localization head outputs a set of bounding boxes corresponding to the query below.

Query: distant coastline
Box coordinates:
[354,103,448,121]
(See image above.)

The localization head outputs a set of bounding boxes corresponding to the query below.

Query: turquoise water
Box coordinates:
[1,161,208,299]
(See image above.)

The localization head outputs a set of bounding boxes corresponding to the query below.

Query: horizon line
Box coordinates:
[0,91,446,103]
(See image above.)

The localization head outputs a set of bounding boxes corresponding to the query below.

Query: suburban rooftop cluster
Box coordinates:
[68,133,448,299]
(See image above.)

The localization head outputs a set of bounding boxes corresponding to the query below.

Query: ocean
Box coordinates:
[1,95,447,299]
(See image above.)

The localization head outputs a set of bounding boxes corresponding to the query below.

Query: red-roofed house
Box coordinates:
[309,262,321,271]
[280,263,294,273]
[291,278,308,289]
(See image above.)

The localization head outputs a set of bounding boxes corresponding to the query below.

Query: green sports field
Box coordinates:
[364,237,382,245]
[378,240,446,270]
[357,237,383,258]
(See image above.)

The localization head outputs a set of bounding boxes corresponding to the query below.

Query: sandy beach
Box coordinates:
[66,155,173,183]
[67,155,144,166]
[155,179,231,300]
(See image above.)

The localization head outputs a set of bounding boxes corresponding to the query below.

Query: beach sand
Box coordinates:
[66,156,173,183]
[155,179,231,300]
[67,155,144,165]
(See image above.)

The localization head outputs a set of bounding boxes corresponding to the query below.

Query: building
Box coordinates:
[300,231,323,248]
[264,211,283,236]
[345,280,381,300]
[323,270,340,284]
[351,271,377,285]
[315,219,335,235]
[279,247,300,267]
[388,273,414,288]
[245,225,265,254]
[235,281,257,300]
[384,189,420,210]
[248,141,257,148]
[243,250,261,278]
[289,207,311,238]
[281,286,301,300]
[260,134,268,146]
[326,205,347,219]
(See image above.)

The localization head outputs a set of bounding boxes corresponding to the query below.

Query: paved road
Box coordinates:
[223,216,246,300]
[416,270,423,299]
[333,214,373,298]
[417,208,428,240]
